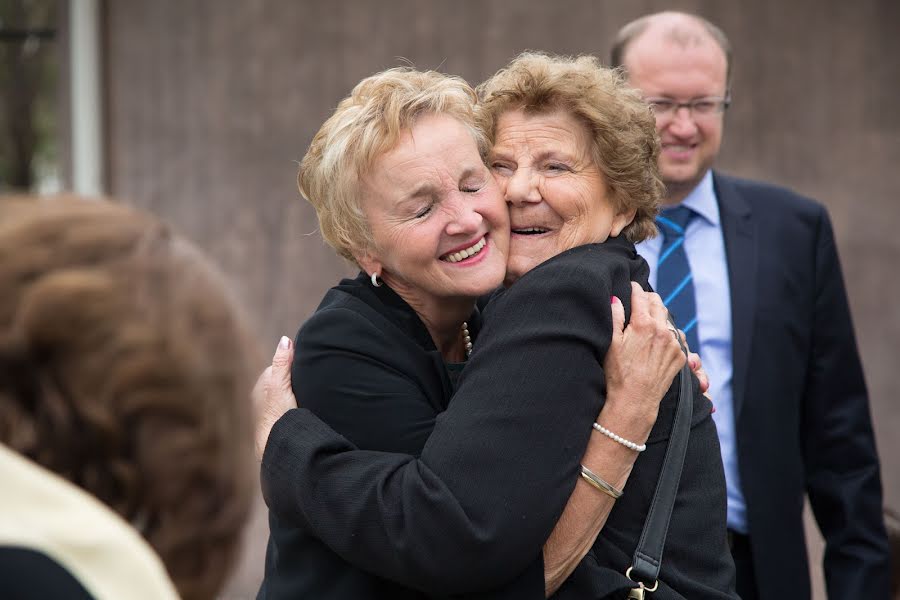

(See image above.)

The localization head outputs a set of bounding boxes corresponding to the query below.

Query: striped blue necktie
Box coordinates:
[656,206,699,354]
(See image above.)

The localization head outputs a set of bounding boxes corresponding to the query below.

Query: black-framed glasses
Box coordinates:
[646,96,731,118]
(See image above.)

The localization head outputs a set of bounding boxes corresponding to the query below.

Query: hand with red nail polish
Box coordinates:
[601,282,686,436]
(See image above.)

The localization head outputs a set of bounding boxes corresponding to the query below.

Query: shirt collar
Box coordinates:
[679,170,719,227]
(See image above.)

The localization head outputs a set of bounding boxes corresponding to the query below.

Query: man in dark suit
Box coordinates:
[610,11,890,599]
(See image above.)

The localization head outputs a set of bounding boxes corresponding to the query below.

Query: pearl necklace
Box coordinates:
[462,321,472,358]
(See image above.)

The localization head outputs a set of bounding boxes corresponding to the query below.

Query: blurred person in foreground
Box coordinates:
[611,11,890,599]
[0,196,259,600]
[256,54,735,599]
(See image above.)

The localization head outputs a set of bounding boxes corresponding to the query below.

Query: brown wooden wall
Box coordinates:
[100,1,900,596]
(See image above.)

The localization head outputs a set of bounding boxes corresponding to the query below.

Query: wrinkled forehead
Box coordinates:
[364,116,486,194]
[491,107,595,160]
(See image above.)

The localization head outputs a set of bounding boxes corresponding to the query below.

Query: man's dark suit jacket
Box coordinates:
[259,238,736,599]
[712,172,889,598]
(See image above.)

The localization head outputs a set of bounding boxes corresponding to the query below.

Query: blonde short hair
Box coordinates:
[299,68,486,262]
[477,52,663,243]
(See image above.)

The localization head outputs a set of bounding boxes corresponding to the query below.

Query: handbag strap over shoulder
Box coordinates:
[626,314,694,595]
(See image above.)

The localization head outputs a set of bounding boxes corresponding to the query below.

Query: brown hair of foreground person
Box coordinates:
[0,196,259,600]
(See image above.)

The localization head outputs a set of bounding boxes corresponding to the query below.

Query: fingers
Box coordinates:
[647,292,668,326]
[630,282,667,327]
[252,336,298,462]
[628,282,664,329]
[624,284,681,371]
[610,294,625,339]
[251,365,273,408]
[688,352,700,371]
[688,352,710,393]
[271,336,295,396]
[252,364,275,462]
[674,328,687,352]
[600,284,683,440]
[628,281,647,319]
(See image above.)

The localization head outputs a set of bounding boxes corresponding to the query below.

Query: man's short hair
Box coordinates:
[610,11,733,91]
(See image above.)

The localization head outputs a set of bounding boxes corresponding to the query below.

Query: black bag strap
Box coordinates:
[626,315,694,592]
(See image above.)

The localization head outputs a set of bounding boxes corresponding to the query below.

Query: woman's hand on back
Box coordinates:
[253,336,298,461]
[601,282,686,439]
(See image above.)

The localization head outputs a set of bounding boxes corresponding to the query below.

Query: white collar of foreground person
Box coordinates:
[0,443,180,600]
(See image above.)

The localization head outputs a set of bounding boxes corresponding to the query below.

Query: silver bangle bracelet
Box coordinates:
[592,422,647,452]
[580,465,623,499]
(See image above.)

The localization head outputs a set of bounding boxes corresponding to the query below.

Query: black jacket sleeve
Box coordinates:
[261,246,632,594]
[289,304,445,456]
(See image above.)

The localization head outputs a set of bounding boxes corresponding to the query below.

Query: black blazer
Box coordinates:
[260,238,736,599]
[713,172,890,598]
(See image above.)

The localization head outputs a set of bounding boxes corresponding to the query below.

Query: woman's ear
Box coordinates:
[610,208,637,237]
[353,249,382,278]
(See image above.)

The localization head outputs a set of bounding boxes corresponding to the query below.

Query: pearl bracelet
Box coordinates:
[592,422,647,452]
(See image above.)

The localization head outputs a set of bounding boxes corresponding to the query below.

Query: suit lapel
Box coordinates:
[714,173,757,421]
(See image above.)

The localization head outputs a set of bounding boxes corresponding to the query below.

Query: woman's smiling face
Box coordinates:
[356,113,510,308]
[489,108,635,285]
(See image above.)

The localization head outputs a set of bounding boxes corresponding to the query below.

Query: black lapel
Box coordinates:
[714,172,757,421]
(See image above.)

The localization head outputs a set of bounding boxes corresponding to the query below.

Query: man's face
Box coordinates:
[623,32,728,202]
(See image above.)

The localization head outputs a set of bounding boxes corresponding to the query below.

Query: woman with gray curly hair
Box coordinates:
[257,53,735,599]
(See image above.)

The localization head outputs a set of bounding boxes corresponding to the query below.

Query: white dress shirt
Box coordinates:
[636,170,748,533]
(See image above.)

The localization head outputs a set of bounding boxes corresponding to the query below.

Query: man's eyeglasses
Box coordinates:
[645,96,731,118]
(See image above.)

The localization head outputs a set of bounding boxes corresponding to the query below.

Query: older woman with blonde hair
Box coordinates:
[257,55,733,599]
[0,197,258,600]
